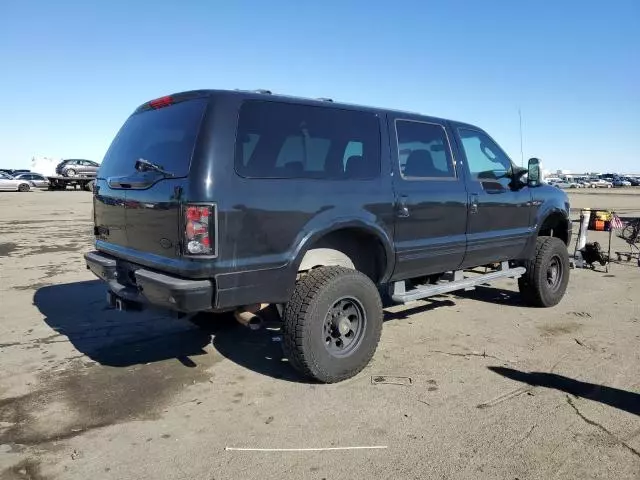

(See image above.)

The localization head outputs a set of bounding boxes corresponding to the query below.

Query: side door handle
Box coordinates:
[396,195,410,218]
[469,193,479,214]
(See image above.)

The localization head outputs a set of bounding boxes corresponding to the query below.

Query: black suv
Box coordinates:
[85,89,571,382]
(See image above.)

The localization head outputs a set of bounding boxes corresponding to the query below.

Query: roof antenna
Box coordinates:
[519,107,524,168]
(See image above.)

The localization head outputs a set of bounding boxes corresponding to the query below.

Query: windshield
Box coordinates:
[99,98,207,178]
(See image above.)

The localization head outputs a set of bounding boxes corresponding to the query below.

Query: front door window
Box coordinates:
[458,129,514,189]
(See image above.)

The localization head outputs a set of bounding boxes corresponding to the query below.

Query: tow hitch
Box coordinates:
[107,291,142,311]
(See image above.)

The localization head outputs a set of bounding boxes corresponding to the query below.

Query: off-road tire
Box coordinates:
[282,266,383,383]
[518,236,569,307]
[18,183,30,192]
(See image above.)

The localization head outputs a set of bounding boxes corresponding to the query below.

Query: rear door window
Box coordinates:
[100,98,207,178]
[395,120,456,179]
[235,101,381,179]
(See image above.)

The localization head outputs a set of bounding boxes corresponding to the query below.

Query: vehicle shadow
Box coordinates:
[488,366,640,416]
[209,301,457,383]
[207,319,308,383]
[454,285,526,307]
[33,281,464,383]
[33,281,214,368]
[383,298,456,322]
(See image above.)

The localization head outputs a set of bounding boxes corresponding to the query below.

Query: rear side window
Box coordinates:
[235,101,380,179]
[395,120,456,179]
[100,99,207,178]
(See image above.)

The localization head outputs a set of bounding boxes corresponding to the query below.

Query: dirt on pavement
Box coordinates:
[0,189,638,480]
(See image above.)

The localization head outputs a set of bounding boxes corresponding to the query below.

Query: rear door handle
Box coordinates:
[469,193,479,214]
[397,195,410,217]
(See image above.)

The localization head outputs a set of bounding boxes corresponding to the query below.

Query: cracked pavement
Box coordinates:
[0,190,639,480]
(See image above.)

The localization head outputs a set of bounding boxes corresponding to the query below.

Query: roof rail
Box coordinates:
[317,97,333,102]
[254,89,272,95]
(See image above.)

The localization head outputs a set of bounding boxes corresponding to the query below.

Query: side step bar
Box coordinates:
[391,262,526,304]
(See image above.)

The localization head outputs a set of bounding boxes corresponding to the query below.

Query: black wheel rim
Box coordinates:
[323,296,366,358]
[546,255,563,291]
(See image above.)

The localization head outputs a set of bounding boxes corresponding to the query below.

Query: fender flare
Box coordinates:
[290,220,395,283]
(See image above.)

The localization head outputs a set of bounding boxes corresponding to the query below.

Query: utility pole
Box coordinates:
[518,108,524,167]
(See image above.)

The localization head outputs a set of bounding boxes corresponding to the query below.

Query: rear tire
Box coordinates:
[518,236,569,307]
[18,183,30,192]
[282,266,383,383]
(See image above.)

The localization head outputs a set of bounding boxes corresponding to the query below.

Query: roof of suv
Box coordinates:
[135,89,477,129]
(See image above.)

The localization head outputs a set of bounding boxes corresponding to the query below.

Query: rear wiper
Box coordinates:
[135,158,175,177]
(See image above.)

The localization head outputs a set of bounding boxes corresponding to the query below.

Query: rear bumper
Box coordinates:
[85,251,214,313]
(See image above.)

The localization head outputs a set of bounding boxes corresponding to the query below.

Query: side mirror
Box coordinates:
[527,158,542,187]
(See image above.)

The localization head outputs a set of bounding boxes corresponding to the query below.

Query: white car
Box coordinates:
[591,179,613,188]
[0,172,31,192]
[13,172,50,188]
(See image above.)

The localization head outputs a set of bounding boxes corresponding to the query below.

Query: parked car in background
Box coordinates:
[549,179,580,189]
[591,179,613,188]
[55,159,100,177]
[13,172,50,188]
[622,176,640,186]
[0,172,31,192]
[572,178,590,188]
[0,168,31,176]
[612,178,632,187]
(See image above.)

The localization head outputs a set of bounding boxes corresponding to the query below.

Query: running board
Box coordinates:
[391,262,526,304]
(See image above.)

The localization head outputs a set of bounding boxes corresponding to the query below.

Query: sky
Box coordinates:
[1,0,638,173]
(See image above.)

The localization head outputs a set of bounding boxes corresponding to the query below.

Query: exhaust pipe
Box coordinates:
[234,303,269,330]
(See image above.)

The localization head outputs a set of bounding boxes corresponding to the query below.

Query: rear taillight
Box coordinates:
[184,205,216,256]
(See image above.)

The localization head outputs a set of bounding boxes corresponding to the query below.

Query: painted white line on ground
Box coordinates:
[225,446,388,452]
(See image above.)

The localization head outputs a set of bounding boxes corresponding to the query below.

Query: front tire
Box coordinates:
[518,236,570,307]
[65,169,77,177]
[282,266,383,383]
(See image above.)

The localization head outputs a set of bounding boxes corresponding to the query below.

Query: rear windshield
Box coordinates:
[235,100,381,179]
[99,98,207,178]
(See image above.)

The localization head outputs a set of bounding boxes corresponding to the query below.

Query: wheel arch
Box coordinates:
[538,210,571,245]
[292,221,394,285]
[519,206,571,260]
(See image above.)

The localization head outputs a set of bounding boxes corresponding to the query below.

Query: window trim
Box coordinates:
[456,127,515,181]
[394,118,458,181]
[234,99,382,181]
